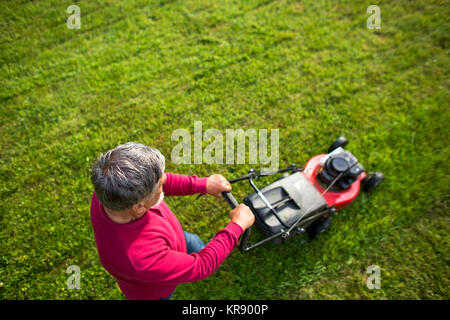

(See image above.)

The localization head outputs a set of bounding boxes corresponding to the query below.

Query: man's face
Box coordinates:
[143,173,167,209]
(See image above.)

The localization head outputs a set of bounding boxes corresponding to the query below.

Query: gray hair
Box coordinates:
[91,142,165,211]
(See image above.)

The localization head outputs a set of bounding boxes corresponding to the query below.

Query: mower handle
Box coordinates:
[221,191,251,253]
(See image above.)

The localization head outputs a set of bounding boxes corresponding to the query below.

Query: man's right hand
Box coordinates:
[229,204,255,231]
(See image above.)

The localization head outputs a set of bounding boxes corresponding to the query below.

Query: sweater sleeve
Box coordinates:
[163,172,207,196]
[131,222,243,285]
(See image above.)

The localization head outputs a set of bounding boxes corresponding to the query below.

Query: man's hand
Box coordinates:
[229,204,255,231]
[206,174,232,198]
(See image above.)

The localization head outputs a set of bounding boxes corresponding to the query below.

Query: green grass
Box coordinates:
[1,0,449,299]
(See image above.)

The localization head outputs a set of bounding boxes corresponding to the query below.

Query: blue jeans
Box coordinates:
[160,231,206,300]
[184,231,206,254]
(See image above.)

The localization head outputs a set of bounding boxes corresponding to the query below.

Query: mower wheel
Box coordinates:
[362,172,384,192]
[328,136,348,153]
[307,216,332,239]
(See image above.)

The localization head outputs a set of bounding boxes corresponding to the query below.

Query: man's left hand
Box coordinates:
[206,174,232,197]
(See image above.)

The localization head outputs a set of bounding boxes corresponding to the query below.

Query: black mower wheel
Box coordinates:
[362,172,384,192]
[328,136,348,153]
[307,216,332,239]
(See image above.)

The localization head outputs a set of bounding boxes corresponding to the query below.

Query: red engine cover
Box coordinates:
[301,154,367,209]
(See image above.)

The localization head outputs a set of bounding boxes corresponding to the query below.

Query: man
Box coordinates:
[90,142,254,300]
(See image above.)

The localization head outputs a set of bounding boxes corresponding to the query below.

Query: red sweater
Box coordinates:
[90,172,243,300]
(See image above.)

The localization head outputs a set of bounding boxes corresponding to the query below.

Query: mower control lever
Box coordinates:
[221,191,252,253]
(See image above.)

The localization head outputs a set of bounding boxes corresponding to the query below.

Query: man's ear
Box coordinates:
[132,202,147,215]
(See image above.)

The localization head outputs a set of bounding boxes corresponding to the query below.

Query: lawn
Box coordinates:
[0,0,449,299]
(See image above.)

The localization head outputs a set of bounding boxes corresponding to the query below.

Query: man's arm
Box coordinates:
[129,204,254,286]
[131,221,244,286]
[162,172,207,196]
[163,173,231,197]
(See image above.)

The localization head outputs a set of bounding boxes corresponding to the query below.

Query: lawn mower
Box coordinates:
[220,137,384,253]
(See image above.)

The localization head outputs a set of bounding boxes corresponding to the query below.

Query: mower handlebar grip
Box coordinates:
[221,191,251,253]
[221,191,239,208]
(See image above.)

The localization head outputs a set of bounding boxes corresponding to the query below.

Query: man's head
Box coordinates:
[91,142,166,215]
